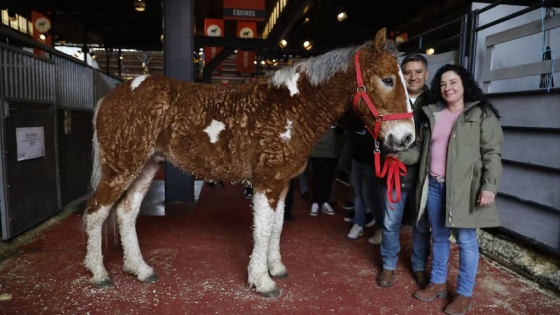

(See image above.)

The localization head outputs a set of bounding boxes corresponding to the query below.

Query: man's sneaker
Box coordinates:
[347,224,363,239]
[344,210,355,223]
[368,229,383,244]
[243,187,253,199]
[310,203,319,216]
[342,201,355,210]
[321,203,335,215]
[365,212,376,228]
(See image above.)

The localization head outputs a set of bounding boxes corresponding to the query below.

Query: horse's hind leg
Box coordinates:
[84,176,127,288]
[247,185,282,298]
[116,156,162,283]
[268,183,289,279]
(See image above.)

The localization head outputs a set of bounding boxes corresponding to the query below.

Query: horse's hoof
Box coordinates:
[259,287,281,298]
[140,273,160,284]
[92,278,114,289]
[271,271,289,279]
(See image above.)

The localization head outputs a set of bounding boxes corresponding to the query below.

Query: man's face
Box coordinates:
[402,61,429,95]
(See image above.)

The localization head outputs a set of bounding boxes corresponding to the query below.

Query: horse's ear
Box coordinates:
[373,28,387,52]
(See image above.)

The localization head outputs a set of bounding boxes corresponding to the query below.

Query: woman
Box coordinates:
[396,64,503,315]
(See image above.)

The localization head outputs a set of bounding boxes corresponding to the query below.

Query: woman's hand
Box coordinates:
[478,190,496,206]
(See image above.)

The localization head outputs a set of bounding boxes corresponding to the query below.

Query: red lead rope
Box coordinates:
[352,51,413,205]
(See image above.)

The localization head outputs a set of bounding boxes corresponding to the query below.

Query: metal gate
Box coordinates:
[0,40,121,240]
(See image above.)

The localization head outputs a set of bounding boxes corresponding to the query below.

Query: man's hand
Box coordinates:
[386,153,398,159]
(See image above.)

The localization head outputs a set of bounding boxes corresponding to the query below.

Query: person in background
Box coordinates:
[377,53,431,289]
[308,125,343,216]
[398,64,503,315]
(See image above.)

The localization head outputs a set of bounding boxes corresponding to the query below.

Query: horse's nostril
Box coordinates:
[403,133,413,146]
[388,134,395,146]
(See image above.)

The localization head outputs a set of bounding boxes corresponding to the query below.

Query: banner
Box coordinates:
[236,21,256,74]
[223,0,265,22]
[32,11,51,57]
[204,18,224,72]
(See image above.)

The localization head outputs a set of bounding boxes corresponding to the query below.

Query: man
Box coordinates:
[376,53,431,289]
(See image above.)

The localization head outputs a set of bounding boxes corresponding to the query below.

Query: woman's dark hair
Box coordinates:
[429,64,501,119]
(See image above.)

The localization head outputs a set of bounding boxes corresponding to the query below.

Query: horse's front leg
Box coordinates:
[268,183,289,279]
[247,188,281,298]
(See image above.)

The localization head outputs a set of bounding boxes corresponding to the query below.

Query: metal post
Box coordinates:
[163,0,195,205]
[469,10,479,74]
[459,14,468,68]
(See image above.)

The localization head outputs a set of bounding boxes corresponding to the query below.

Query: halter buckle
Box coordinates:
[356,85,366,93]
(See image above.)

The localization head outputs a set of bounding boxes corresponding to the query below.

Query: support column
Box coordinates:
[163,0,195,206]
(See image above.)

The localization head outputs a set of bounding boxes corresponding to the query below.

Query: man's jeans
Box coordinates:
[427,177,479,297]
[351,160,381,227]
[380,184,430,272]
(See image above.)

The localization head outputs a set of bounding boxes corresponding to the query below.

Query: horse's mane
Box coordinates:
[269,39,399,89]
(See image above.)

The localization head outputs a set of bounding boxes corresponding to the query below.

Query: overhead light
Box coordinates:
[336,11,347,22]
[303,17,309,24]
[426,48,435,55]
[135,0,146,12]
[279,39,287,48]
[303,40,313,50]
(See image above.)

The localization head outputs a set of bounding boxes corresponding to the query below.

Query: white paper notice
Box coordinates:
[16,127,45,161]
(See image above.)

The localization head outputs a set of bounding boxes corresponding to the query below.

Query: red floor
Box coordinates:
[0,182,559,314]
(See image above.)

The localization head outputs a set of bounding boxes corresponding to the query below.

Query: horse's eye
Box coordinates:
[382,78,394,87]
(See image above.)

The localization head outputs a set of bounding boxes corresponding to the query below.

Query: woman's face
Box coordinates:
[440,70,464,106]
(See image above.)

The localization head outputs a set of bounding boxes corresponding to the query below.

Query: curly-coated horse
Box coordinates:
[84,28,414,298]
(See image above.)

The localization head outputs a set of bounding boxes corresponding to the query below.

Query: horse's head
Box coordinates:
[352,28,415,152]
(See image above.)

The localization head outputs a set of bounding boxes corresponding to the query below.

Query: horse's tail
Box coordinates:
[90,97,104,193]
[85,97,119,246]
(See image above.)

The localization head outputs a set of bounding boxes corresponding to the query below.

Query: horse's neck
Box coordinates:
[291,75,353,132]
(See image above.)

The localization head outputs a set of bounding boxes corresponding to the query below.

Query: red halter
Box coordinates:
[352,51,414,205]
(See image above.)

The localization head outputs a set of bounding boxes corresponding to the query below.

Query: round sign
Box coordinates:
[206,25,222,37]
[239,27,254,38]
[35,17,51,33]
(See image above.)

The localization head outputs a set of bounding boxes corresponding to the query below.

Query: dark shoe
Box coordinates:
[444,295,473,315]
[243,187,253,199]
[342,201,354,210]
[413,282,448,301]
[364,212,376,228]
[413,270,428,289]
[343,210,355,223]
[377,269,395,287]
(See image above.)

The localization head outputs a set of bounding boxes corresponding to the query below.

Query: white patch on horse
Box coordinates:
[396,65,415,141]
[204,119,226,143]
[286,73,300,96]
[271,69,300,96]
[84,205,112,283]
[267,187,288,278]
[279,120,293,140]
[247,191,278,294]
[131,75,149,91]
[397,65,412,113]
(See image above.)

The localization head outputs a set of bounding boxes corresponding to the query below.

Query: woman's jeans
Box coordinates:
[350,159,381,227]
[427,177,479,297]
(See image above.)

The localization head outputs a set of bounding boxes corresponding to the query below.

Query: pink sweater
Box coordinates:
[429,108,464,178]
